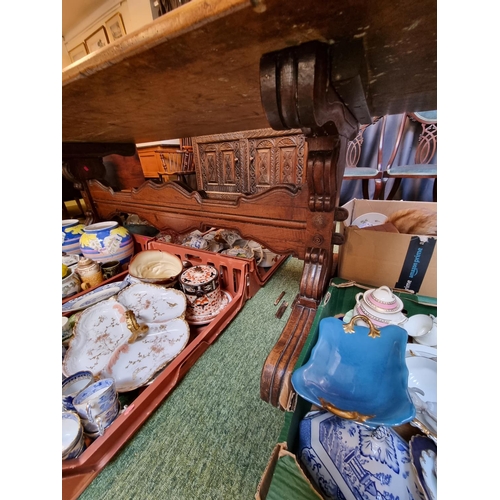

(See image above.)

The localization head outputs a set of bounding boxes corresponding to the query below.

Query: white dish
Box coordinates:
[62,281,128,314]
[406,343,437,361]
[186,290,232,325]
[351,212,388,228]
[63,283,189,392]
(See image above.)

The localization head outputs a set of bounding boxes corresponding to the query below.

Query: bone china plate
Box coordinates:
[63,284,189,392]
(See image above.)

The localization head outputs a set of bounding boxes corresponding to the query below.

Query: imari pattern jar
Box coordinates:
[79,221,134,265]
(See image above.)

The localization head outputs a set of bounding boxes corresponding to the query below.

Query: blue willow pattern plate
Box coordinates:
[291,315,415,428]
[62,281,128,314]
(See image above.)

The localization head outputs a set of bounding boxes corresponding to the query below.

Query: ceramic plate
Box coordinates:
[185,291,232,325]
[406,343,437,361]
[406,349,437,441]
[351,212,388,228]
[62,281,128,314]
[410,435,437,500]
[63,284,189,392]
[291,316,415,428]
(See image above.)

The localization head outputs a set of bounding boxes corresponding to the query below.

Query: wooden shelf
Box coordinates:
[62,0,436,144]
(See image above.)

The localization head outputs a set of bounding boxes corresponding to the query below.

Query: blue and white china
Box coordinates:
[73,378,118,417]
[298,411,422,500]
[63,284,189,392]
[62,219,85,255]
[62,281,128,314]
[79,221,134,266]
[79,398,121,437]
[62,371,95,412]
[409,435,437,500]
[62,267,81,299]
[62,411,85,460]
[291,315,415,428]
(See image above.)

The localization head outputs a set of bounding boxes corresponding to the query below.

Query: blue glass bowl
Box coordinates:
[291,315,415,428]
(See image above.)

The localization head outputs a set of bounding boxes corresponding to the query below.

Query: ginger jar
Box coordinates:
[62,219,85,255]
[79,221,134,266]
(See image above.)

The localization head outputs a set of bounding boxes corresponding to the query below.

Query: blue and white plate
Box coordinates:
[62,281,129,314]
[410,434,437,500]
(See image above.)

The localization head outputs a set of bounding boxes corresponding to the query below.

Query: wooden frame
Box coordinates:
[68,43,88,63]
[84,26,109,53]
[105,12,126,42]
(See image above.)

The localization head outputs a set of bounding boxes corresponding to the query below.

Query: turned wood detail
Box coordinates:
[259,41,363,408]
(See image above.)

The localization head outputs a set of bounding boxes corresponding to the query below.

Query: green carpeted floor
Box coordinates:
[79,257,304,500]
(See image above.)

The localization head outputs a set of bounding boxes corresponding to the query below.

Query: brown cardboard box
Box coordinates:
[336,199,437,297]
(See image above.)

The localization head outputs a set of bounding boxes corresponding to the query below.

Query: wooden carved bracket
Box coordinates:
[259,41,368,408]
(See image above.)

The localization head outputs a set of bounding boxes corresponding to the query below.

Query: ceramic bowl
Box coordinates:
[404,314,434,338]
[128,250,183,286]
[62,370,95,412]
[298,411,422,500]
[62,411,84,460]
[291,315,415,428]
[354,299,407,328]
[413,315,437,347]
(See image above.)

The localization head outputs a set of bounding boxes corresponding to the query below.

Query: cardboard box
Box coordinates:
[337,199,437,298]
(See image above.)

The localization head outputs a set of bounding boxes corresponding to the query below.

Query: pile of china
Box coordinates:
[62,371,120,460]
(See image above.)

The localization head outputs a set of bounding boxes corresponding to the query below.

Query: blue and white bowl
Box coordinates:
[72,378,118,417]
[298,411,422,500]
[62,371,95,412]
[62,411,85,460]
[62,219,85,255]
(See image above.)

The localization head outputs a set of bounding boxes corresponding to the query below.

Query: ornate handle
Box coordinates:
[125,310,149,343]
[343,314,381,338]
[318,397,375,423]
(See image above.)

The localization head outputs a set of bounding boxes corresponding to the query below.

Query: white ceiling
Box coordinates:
[62,0,110,37]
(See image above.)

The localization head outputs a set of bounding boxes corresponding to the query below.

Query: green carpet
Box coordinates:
[79,257,304,500]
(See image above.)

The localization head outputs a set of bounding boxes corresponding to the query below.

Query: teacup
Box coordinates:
[62,411,85,460]
[73,378,118,420]
[62,370,95,412]
[404,314,434,339]
[62,268,81,299]
[188,236,209,250]
[79,398,121,437]
[413,315,437,347]
[258,248,279,268]
[101,260,121,280]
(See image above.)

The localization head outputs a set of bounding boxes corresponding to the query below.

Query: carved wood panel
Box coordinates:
[193,128,306,197]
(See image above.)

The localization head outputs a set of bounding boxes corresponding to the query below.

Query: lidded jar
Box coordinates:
[79,221,134,266]
[354,285,407,328]
[75,257,103,290]
[179,265,221,318]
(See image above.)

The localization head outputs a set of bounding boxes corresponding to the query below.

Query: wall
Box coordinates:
[62,0,153,69]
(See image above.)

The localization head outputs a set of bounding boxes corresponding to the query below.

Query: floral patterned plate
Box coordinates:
[62,281,128,314]
[63,284,189,392]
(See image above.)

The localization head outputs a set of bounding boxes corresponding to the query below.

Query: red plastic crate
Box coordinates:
[62,243,250,500]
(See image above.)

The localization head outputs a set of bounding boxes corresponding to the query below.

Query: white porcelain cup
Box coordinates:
[403,314,434,339]
[413,315,437,347]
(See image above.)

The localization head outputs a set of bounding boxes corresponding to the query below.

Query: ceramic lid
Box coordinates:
[180,265,218,287]
[363,285,404,313]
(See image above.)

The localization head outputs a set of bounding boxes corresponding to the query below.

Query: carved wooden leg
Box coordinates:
[259,41,364,408]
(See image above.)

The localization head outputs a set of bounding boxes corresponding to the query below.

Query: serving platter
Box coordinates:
[62,281,129,314]
[63,283,189,392]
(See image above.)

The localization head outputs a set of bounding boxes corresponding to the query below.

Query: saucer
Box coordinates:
[185,290,232,325]
[351,212,388,228]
